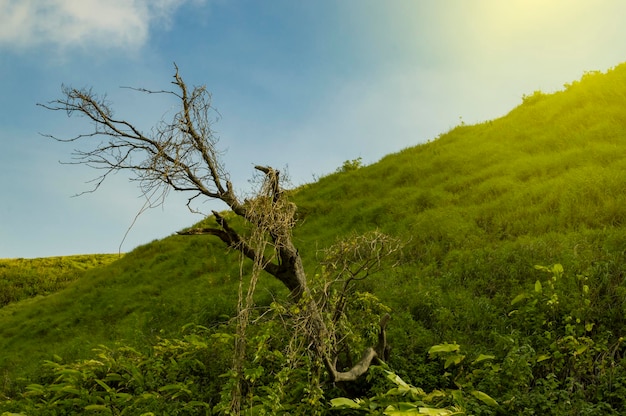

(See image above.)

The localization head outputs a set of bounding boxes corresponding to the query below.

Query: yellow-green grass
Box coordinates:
[3,63,626,393]
[0,254,121,307]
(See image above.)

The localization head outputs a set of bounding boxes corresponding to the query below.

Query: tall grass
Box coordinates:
[3,62,626,411]
[0,254,120,307]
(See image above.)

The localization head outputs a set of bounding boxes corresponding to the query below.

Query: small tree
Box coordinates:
[39,66,400,402]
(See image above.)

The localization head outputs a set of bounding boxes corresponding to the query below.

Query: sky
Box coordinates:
[1,0,626,258]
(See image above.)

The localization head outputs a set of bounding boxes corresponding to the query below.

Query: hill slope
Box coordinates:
[3,63,626,410]
[0,254,119,307]
[293,64,626,301]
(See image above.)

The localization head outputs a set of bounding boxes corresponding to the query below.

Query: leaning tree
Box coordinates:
[39,67,400,399]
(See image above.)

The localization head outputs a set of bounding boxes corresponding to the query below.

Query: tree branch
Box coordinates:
[324,313,390,382]
[177,211,304,295]
[42,66,395,388]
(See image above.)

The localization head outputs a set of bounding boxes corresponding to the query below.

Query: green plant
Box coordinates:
[336,157,363,173]
[330,368,466,415]
[1,325,227,415]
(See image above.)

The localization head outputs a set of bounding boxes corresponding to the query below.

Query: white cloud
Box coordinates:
[0,0,204,51]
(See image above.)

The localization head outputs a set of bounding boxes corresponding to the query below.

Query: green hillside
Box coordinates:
[3,64,626,414]
[0,255,120,307]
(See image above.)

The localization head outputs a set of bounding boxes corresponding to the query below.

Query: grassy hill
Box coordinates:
[3,63,626,413]
[294,64,626,333]
[0,255,120,307]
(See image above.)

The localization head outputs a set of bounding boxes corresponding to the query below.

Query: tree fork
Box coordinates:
[322,313,390,382]
[43,66,395,385]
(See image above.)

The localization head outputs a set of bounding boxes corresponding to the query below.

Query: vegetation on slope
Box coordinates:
[0,254,120,307]
[2,63,626,414]
[0,237,274,382]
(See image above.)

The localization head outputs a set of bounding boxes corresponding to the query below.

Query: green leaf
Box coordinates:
[534,280,542,294]
[94,379,112,393]
[472,354,495,364]
[397,402,420,411]
[58,369,82,378]
[129,365,144,386]
[536,354,551,362]
[417,407,459,415]
[423,389,447,402]
[104,372,123,383]
[114,392,132,401]
[383,403,421,414]
[243,366,264,382]
[386,371,411,389]
[383,404,419,415]
[471,390,498,407]
[330,397,362,409]
[444,354,465,368]
[184,401,211,408]
[84,404,111,412]
[158,384,185,392]
[428,342,460,357]
[54,385,81,395]
[510,293,527,305]
[575,345,588,356]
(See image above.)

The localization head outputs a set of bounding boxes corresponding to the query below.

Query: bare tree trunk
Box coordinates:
[182,166,390,383]
[42,67,395,385]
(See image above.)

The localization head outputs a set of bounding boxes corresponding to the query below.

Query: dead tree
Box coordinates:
[39,66,397,383]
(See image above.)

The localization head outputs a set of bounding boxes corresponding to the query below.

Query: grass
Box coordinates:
[3,62,626,411]
[0,254,120,307]
[0,235,286,384]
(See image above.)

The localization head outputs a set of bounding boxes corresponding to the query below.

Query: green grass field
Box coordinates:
[3,63,626,414]
[0,255,120,307]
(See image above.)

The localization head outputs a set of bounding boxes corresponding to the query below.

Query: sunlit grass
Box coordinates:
[0,254,120,307]
[3,62,626,405]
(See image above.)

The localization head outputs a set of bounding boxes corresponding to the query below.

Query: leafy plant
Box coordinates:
[330,368,465,415]
[336,157,363,173]
[1,325,226,415]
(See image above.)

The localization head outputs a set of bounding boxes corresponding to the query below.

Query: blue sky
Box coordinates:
[2,0,626,258]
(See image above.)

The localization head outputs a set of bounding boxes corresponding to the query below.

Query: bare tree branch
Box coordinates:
[327,314,390,382]
[38,70,230,206]
[42,65,400,386]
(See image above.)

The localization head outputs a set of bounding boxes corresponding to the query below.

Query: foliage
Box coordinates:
[330,369,465,415]
[495,263,626,414]
[212,231,401,414]
[0,254,119,307]
[336,157,364,173]
[0,237,246,386]
[0,325,228,415]
[0,272,399,414]
[4,63,626,414]
[332,263,626,415]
